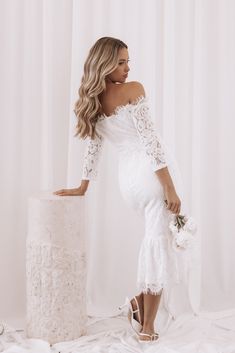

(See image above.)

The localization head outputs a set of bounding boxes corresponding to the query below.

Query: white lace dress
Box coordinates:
[81,95,191,320]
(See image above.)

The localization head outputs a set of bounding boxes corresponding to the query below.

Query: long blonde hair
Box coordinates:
[73,37,128,139]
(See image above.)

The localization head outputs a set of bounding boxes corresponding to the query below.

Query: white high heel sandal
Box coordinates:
[138,332,159,343]
[118,296,143,333]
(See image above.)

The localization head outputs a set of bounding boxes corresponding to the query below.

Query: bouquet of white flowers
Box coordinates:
[168,214,197,251]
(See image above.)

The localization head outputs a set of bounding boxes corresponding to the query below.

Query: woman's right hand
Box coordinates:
[53,186,86,196]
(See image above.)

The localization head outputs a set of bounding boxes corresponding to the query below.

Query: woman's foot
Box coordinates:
[138,332,159,342]
[138,324,159,342]
[130,293,144,326]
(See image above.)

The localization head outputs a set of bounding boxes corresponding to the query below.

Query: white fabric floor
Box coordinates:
[1,311,235,353]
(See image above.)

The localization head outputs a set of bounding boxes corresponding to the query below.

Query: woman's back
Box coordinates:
[99,81,142,117]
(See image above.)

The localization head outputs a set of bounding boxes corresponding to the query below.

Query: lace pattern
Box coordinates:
[138,283,164,295]
[137,233,181,297]
[26,240,87,343]
[81,133,103,180]
[132,97,168,171]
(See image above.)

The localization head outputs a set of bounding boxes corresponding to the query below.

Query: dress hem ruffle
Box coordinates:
[137,282,164,296]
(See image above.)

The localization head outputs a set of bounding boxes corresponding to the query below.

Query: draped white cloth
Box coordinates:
[0,0,235,351]
[1,314,235,353]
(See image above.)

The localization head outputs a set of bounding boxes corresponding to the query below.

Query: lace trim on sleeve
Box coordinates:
[132,97,167,171]
[81,132,104,180]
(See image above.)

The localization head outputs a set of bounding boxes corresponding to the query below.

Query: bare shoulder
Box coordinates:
[99,81,146,116]
[124,81,146,103]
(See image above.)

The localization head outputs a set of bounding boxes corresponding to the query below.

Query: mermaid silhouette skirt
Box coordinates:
[118,149,181,301]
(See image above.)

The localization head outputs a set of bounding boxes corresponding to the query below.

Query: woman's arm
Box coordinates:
[155,166,181,214]
[53,180,89,196]
[130,82,181,214]
[53,132,103,197]
[81,133,104,180]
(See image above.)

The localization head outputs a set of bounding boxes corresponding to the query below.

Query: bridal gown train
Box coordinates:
[81,95,194,332]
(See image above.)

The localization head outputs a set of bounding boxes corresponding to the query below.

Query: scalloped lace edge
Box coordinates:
[137,282,164,296]
[99,94,147,120]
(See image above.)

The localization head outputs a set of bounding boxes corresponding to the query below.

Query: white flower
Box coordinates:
[184,217,197,234]
[172,231,195,251]
[169,222,178,234]
[176,230,194,247]
[168,213,197,251]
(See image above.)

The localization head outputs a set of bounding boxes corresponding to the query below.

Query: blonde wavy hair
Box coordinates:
[73,37,128,139]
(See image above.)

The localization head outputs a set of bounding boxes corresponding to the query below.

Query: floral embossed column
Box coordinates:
[26,191,87,344]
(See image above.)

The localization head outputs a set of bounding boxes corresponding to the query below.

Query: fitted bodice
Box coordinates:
[96,101,144,153]
[81,95,168,180]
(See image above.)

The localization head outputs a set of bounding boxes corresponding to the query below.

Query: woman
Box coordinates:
[53,37,182,342]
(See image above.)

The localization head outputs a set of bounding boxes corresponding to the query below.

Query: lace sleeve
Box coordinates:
[132,97,168,171]
[81,132,104,180]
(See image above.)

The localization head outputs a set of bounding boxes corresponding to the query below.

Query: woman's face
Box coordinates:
[106,47,130,84]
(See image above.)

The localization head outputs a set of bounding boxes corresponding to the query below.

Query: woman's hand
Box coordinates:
[155,167,181,214]
[53,186,86,196]
[164,185,181,215]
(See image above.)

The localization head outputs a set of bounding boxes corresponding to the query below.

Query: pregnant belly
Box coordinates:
[118,151,165,212]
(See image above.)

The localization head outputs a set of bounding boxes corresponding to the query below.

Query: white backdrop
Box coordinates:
[0,0,235,330]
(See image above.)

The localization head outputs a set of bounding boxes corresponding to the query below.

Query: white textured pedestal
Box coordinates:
[26,191,87,344]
